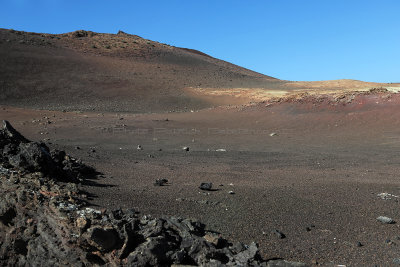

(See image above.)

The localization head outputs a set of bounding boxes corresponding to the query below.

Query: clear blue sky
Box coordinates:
[1,0,399,82]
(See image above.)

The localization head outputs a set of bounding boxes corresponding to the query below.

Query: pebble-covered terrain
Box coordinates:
[0,120,307,266]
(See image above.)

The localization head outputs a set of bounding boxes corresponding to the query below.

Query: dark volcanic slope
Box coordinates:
[0,29,280,113]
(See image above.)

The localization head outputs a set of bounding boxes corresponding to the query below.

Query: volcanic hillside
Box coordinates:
[1,29,399,113]
[0,29,281,112]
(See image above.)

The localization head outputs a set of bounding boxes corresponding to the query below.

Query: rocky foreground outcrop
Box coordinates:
[0,120,307,266]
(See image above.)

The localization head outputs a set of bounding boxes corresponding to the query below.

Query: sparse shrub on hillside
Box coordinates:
[73,30,88,38]
[105,45,111,49]
[69,30,96,38]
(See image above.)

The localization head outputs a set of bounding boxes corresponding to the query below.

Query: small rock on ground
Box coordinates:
[154,178,169,186]
[199,182,213,191]
[271,229,286,239]
[377,216,396,224]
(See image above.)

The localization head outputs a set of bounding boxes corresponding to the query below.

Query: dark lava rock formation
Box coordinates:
[0,120,96,183]
[0,120,307,266]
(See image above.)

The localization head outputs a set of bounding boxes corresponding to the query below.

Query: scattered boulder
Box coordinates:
[271,229,286,239]
[377,216,396,224]
[385,239,395,245]
[154,178,169,186]
[182,146,189,151]
[199,182,213,191]
[377,192,399,200]
[305,225,315,232]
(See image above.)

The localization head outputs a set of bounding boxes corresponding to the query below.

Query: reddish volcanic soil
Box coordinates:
[2,28,400,266]
[2,91,400,266]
